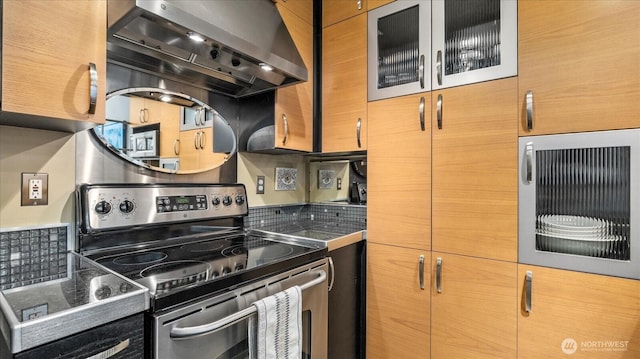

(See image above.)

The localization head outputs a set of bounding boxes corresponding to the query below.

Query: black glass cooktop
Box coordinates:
[87,232,326,311]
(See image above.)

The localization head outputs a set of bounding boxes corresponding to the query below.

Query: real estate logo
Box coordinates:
[561,337,630,354]
[561,338,578,355]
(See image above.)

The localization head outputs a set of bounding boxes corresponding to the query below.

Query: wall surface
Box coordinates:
[309,160,350,203]
[0,126,76,228]
[237,152,307,207]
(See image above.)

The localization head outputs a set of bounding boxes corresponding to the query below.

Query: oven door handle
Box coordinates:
[169,270,327,340]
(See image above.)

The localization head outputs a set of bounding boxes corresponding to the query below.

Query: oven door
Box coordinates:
[154,259,328,359]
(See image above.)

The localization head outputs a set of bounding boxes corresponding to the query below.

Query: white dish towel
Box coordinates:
[248,285,303,359]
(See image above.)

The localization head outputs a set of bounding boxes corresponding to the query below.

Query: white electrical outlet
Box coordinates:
[29,179,43,199]
[21,173,48,206]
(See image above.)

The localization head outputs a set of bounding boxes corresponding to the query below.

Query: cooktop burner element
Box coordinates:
[113,251,167,265]
[223,243,294,260]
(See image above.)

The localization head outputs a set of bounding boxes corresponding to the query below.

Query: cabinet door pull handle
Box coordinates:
[419,54,425,89]
[419,255,425,290]
[195,108,202,126]
[174,139,180,155]
[356,0,362,10]
[436,94,443,130]
[419,97,425,131]
[194,132,199,150]
[436,50,442,86]
[525,90,534,131]
[85,338,130,359]
[138,109,144,123]
[88,63,98,115]
[356,118,362,148]
[282,113,289,145]
[200,131,206,150]
[525,142,534,183]
[328,256,336,292]
[435,257,442,293]
[525,271,533,313]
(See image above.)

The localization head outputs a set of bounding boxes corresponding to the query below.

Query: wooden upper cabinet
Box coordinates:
[322,13,367,153]
[1,0,106,132]
[274,2,314,152]
[367,244,430,359]
[431,253,517,359]
[323,0,367,27]
[177,128,227,174]
[432,78,518,262]
[518,0,640,135]
[517,265,640,358]
[368,93,431,250]
[367,0,394,11]
[156,103,181,158]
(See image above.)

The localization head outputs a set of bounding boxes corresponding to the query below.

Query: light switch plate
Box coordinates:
[21,173,48,206]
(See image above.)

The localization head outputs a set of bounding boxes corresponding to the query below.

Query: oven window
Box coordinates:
[535,146,631,260]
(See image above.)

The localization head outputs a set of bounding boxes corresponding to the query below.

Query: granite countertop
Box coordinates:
[0,252,149,354]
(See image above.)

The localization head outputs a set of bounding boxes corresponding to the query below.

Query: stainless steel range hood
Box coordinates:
[107,0,308,98]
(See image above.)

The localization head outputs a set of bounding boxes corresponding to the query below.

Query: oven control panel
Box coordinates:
[79,184,248,232]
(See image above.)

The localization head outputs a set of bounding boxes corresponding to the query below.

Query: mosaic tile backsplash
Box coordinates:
[0,224,70,290]
[245,203,366,236]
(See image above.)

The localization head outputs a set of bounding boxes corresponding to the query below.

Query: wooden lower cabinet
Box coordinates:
[367,243,430,359]
[431,253,517,358]
[517,265,640,358]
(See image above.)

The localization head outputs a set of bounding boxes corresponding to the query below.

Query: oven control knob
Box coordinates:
[212,197,221,206]
[222,196,232,206]
[222,266,232,275]
[94,285,112,300]
[235,195,245,205]
[94,201,112,215]
[119,282,133,293]
[119,200,135,213]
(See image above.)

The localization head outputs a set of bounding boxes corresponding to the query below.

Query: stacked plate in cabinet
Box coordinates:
[536,215,621,258]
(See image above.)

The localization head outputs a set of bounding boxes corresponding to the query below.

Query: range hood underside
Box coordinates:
[107,0,307,98]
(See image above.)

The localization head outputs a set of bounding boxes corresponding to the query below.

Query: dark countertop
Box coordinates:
[0,252,148,354]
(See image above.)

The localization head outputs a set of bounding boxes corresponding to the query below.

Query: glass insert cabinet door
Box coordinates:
[431,0,517,89]
[518,129,640,279]
[367,0,431,101]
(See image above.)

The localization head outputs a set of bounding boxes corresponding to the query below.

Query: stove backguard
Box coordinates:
[518,129,639,279]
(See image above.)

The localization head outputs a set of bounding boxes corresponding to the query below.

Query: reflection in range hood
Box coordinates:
[107,0,308,98]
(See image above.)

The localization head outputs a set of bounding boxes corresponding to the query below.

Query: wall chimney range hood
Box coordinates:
[107,0,308,97]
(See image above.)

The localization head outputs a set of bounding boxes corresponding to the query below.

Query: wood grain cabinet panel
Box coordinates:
[367,0,394,11]
[274,2,314,152]
[517,265,640,358]
[323,0,367,27]
[1,0,106,131]
[518,0,640,135]
[367,243,430,359]
[432,78,518,262]
[322,13,367,153]
[431,253,517,359]
[368,93,430,250]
